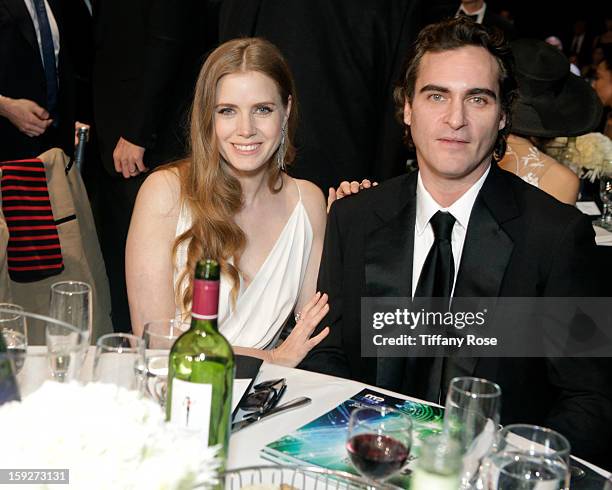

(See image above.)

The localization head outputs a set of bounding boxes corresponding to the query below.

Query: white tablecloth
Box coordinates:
[20,347,611,479]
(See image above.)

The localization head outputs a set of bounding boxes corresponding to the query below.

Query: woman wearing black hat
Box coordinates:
[499,38,603,205]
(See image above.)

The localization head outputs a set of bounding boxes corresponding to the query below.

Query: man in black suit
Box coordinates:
[455,0,516,40]
[92,0,208,331]
[0,0,75,162]
[219,0,427,192]
[301,17,612,464]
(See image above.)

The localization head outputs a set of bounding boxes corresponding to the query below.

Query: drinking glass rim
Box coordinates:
[96,332,144,352]
[0,307,80,335]
[0,303,25,322]
[350,405,413,426]
[449,376,502,398]
[500,423,570,451]
[143,319,189,339]
[50,280,92,294]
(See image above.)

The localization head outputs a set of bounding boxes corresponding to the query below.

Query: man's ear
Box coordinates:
[498,110,507,131]
[403,98,412,126]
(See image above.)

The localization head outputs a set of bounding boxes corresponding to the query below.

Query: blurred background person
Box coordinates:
[592,44,612,137]
[91,0,214,332]
[545,35,581,75]
[219,0,429,193]
[454,0,517,40]
[565,19,594,69]
[0,0,77,161]
[499,39,602,205]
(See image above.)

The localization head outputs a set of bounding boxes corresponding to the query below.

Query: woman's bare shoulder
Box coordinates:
[293,177,326,230]
[138,167,182,217]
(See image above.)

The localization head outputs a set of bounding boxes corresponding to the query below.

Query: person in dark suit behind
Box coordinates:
[0,0,75,162]
[92,0,209,331]
[300,17,612,465]
[219,0,428,192]
[454,0,516,40]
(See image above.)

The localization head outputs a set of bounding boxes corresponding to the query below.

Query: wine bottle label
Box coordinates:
[169,378,212,439]
[192,279,219,320]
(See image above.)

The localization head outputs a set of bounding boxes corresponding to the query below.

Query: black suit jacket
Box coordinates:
[0,0,75,161]
[92,0,208,174]
[301,165,612,464]
[219,0,428,191]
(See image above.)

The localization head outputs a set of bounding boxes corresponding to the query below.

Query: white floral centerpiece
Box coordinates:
[549,133,612,181]
[0,382,219,489]
[575,132,612,181]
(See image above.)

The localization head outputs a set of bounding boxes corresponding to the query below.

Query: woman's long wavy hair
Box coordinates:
[169,38,299,314]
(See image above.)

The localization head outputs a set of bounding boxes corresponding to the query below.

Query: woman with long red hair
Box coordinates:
[126,38,329,366]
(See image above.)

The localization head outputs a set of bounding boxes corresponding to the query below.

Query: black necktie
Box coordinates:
[415,211,456,306]
[413,211,456,403]
[32,0,58,120]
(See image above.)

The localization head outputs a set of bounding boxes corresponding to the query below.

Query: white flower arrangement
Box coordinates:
[549,133,612,182]
[575,133,612,181]
[0,382,219,489]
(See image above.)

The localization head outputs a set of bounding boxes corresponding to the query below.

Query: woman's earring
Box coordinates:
[277,124,287,171]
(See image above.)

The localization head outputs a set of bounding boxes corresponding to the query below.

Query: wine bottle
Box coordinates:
[166,259,234,463]
[0,328,21,406]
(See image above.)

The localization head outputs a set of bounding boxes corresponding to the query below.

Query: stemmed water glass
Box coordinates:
[595,174,612,231]
[49,281,93,343]
[443,377,502,488]
[0,304,27,374]
[346,406,413,483]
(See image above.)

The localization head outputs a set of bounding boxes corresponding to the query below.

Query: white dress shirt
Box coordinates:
[412,166,490,298]
[23,0,60,70]
[456,2,487,24]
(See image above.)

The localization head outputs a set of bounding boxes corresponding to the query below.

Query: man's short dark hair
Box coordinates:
[394,17,517,161]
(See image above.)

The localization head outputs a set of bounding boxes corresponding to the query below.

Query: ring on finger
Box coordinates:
[294,312,302,323]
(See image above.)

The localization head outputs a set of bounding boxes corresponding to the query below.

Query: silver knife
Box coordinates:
[232,396,311,432]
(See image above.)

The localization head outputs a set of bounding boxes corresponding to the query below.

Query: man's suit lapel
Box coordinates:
[365,172,417,391]
[365,173,417,298]
[4,0,38,53]
[452,165,518,377]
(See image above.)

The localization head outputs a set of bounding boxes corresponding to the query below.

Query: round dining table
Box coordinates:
[17,346,611,484]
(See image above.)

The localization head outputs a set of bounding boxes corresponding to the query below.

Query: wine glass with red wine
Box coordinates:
[346,406,413,483]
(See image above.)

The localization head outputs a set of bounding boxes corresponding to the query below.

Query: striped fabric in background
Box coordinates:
[0,159,64,282]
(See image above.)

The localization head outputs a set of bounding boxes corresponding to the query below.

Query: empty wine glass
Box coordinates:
[444,377,502,488]
[142,319,187,405]
[484,451,568,489]
[595,174,612,231]
[93,333,145,391]
[346,406,413,483]
[0,304,27,374]
[49,281,93,344]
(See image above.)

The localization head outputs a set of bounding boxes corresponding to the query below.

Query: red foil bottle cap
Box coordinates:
[192,279,219,319]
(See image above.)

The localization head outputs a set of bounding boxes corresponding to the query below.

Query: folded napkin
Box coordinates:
[593,225,612,246]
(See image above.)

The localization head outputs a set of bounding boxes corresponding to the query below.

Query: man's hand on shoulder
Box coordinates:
[0,96,53,137]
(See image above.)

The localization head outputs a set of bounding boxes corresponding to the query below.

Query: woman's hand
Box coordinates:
[268,292,330,367]
[327,179,377,212]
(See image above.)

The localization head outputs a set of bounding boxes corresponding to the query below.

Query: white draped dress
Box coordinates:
[173,181,313,349]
